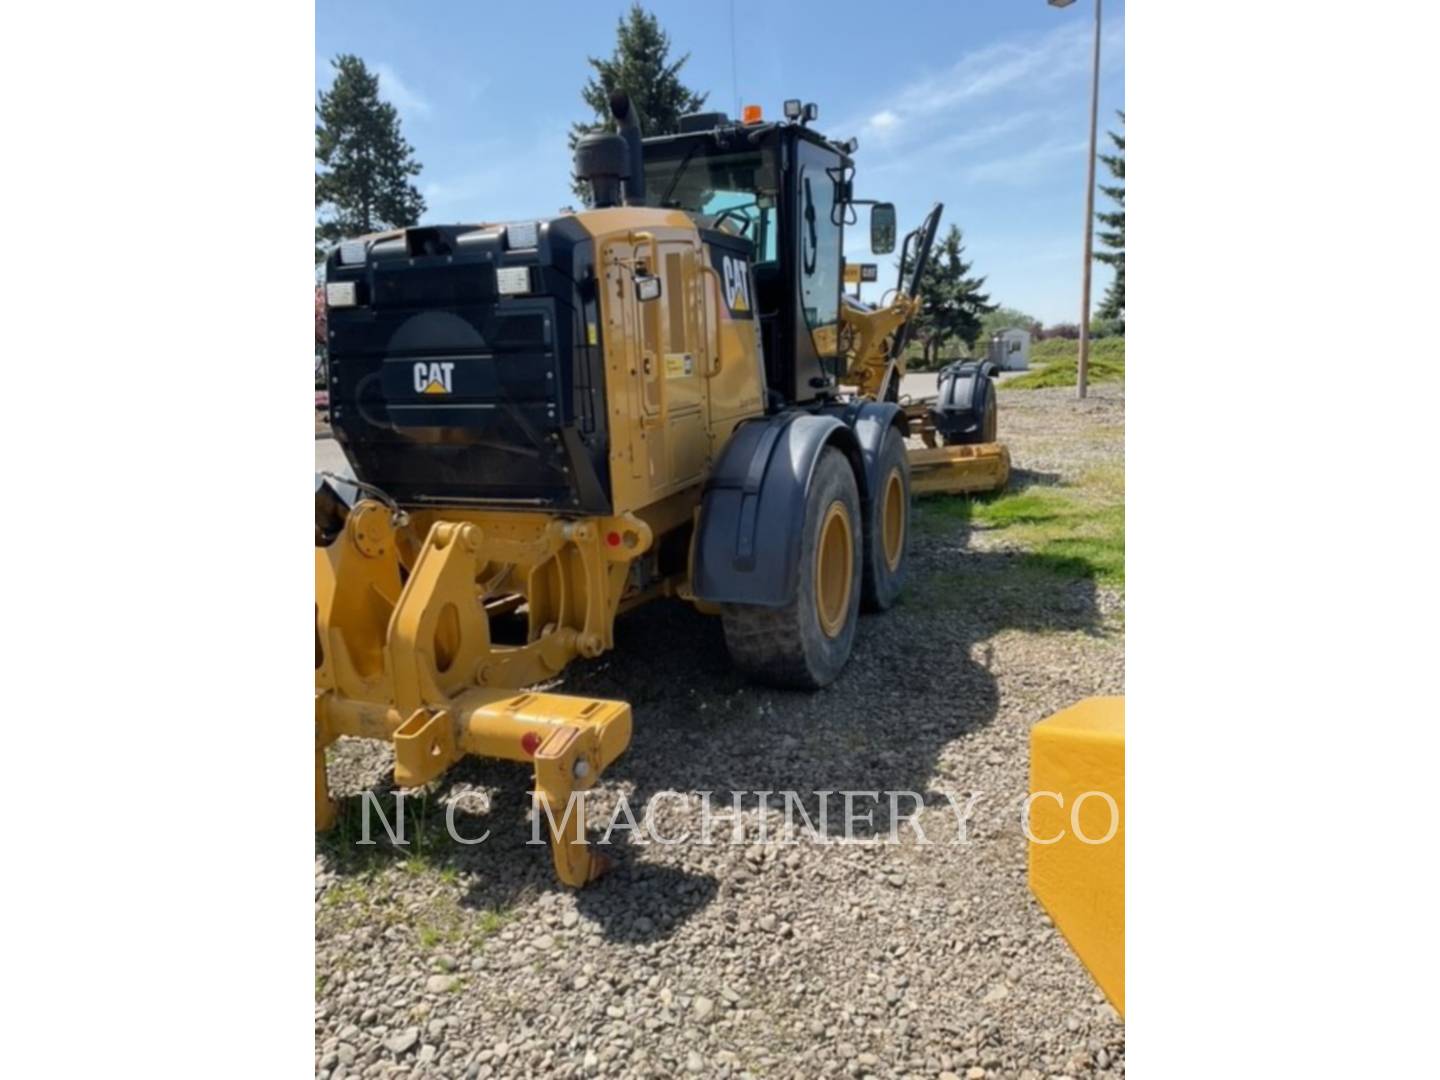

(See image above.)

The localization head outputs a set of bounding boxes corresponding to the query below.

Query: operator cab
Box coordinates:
[637,104,894,408]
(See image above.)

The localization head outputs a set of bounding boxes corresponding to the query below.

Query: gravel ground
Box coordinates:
[316,383,1126,1080]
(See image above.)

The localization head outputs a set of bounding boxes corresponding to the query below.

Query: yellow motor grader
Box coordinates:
[316,95,1009,885]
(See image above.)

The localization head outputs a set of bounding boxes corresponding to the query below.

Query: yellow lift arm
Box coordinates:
[839,290,1011,498]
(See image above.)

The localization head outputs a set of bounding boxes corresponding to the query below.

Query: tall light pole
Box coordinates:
[1049,0,1102,400]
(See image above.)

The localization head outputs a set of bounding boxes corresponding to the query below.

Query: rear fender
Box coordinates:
[692,413,861,607]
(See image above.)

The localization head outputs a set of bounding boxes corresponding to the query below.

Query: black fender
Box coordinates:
[692,412,864,607]
[930,360,997,441]
[818,399,907,505]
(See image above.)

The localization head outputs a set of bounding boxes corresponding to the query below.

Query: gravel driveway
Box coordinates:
[316,384,1126,1080]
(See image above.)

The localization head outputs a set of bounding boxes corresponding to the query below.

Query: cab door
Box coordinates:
[602,244,646,499]
[657,240,708,489]
[604,234,708,509]
[787,139,844,401]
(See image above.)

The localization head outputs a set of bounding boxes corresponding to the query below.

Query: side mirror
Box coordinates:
[870,203,897,254]
[635,275,662,303]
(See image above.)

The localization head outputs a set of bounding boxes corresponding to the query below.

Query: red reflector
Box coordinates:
[521,732,542,756]
[606,531,621,547]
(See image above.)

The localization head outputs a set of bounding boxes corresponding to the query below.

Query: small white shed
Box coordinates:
[987,327,1031,371]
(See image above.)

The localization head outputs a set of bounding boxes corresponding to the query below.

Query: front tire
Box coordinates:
[860,423,910,612]
[721,447,863,689]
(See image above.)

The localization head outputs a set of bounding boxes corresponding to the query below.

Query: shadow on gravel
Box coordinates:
[320,756,721,943]
[1005,466,1065,493]
[571,860,721,943]
[319,488,1101,939]
[546,489,1104,861]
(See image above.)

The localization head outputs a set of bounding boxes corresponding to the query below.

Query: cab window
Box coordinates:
[797,143,842,355]
[701,190,777,261]
[643,147,777,260]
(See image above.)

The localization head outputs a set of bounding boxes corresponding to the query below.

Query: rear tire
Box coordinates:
[860,424,910,612]
[721,447,862,689]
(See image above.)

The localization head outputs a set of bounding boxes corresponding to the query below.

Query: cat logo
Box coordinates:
[720,254,751,314]
[413,361,455,395]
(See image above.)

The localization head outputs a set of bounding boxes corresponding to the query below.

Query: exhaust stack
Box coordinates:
[608,91,646,205]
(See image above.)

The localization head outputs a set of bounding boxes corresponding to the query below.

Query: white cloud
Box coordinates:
[864,111,1044,178]
[938,111,1040,149]
[375,62,431,119]
[836,19,1124,150]
[963,138,1089,184]
[866,109,900,132]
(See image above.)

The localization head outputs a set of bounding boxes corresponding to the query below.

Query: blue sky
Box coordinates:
[317,0,1124,325]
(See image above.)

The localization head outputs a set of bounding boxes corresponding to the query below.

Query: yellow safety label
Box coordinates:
[664,353,694,378]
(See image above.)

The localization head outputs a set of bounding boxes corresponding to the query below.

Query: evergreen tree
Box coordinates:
[315,55,426,258]
[570,4,708,201]
[903,225,997,364]
[1095,111,1124,326]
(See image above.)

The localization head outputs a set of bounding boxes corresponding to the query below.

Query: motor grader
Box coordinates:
[316,94,1010,886]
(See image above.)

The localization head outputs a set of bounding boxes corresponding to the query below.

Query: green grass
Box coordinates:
[918,467,1125,588]
[318,787,455,876]
[402,854,436,877]
[319,878,373,909]
[474,908,515,937]
[1007,337,1125,389]
[412,904,516,949]
[417,923,458,949]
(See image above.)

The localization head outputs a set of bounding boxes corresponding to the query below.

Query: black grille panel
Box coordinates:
[373,264,496,308]
[325,218,608,511]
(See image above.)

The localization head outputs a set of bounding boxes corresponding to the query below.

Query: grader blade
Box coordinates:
[907,442,1011,497]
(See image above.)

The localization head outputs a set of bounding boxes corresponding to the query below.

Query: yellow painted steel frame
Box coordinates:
[908,443,1011,496]
[839,292,919,402]
[839,293,1010,498]
[315,499,648,886]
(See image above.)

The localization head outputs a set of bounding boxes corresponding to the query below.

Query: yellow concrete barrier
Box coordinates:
[1028,696,1125,1014]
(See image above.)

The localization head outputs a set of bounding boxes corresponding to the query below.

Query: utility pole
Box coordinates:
[1050,0,1102,399]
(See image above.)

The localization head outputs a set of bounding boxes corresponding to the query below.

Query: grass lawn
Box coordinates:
[917,462,1125,590]
[1007,337,1125,389]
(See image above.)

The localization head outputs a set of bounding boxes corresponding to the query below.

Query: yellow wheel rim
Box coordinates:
[880,467,905,573]
[815,500,854,638]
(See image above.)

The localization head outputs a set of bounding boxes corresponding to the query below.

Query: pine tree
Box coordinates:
[903,225,997,364]
[569,4,708,201]
[315,55,426,258]
[1094,111,1124,326]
